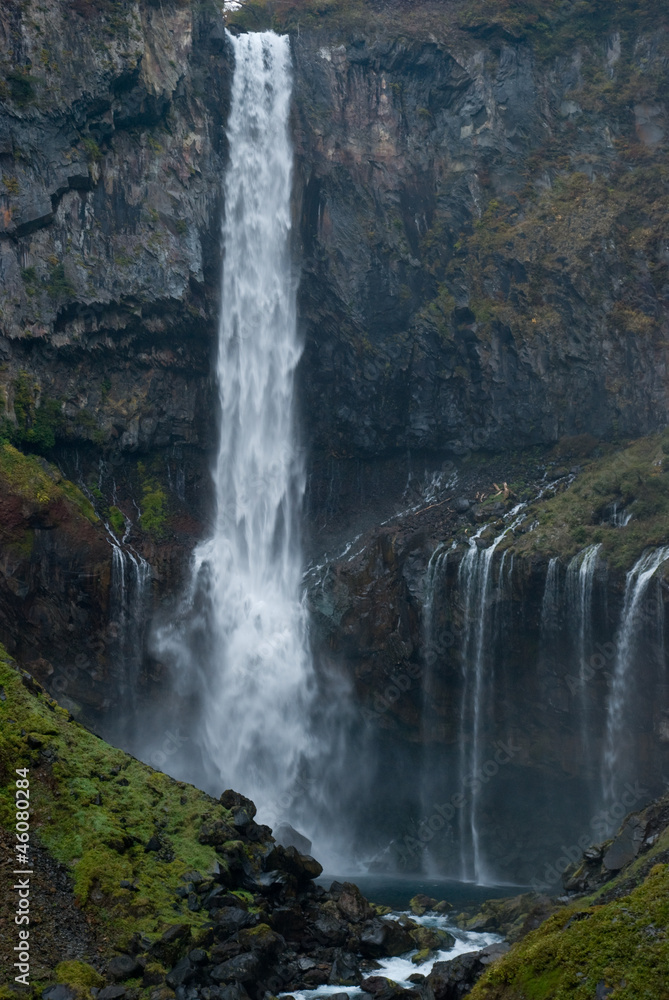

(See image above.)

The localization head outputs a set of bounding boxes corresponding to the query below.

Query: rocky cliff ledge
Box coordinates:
[1,0,669,715]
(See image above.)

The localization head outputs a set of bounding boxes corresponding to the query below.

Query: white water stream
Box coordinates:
[155,31,314,827]
[602,545,669,805]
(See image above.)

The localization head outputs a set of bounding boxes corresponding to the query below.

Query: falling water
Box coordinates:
[602,546,669,807]
[109,540,152,741]
[540,557,560,640]
[155,31,314,826]
[565,544,601,775]
[457,528,509,883]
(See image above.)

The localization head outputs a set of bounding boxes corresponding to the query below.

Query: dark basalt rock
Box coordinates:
[358,918,415,959]
[107,955,144,981]
[425,945,509,1000]
[210,952,263,984]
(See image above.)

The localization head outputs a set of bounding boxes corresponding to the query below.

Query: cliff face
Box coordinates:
[1,0,669,878]
[291,19,669,465]
[0,0,234,700]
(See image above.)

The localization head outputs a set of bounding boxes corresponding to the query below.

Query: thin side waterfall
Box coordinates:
[565,544,601,776]
[457,528,508,883]
[154,31,315,827]
[602,546,669,807]
[540,557,560,640]
[421,544,450,740]
[419,544,450,874]
[109,540,152,740]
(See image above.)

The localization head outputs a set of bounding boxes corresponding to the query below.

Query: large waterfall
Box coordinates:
[153,31,315,828]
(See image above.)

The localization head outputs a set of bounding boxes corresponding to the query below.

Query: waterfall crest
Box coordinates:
[154,31,314,827]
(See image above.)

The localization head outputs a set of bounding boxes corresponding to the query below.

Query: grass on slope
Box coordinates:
[0,649,235,994]
[469,862,669,1000]
[503,431,669,569]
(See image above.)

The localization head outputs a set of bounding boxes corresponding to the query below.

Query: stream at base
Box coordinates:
[317,874,525,911]
[276,876,519,999]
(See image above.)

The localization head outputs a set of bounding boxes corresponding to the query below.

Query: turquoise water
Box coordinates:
[317,873,526,910]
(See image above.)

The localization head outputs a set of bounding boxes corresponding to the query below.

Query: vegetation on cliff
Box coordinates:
[500,431,669,569]
[227,0,669,46]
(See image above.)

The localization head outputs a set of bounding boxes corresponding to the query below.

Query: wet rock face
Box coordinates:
[0,0,230,548]
[0,0,232,710]
[292,28,669,460]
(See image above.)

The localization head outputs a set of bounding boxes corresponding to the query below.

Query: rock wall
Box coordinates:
[291,20,669,469]
[1,0,669,877]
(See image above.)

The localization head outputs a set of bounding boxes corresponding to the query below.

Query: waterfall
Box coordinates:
[602,546,669,808]
[540,557,560,640]
[153,31,315,828]
[565,544,601,777]
[109,540,152,740]
[456,528,509,883]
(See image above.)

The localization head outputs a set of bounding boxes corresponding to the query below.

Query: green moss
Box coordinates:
[470,864,669,1000]
[55,961,104,990]
[8,372,65,453]
[108,505,126,536]
[81,137,101,163]
[0,443,98,523]
[506,433,669,569]
[137,463,169,539]
[6,69,37,107]
[46,263,75,302]
[0,651,235,974]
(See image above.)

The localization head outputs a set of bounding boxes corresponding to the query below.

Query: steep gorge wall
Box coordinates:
[292,15,669,550]
[0,0,233,706]
[1,0,669,805]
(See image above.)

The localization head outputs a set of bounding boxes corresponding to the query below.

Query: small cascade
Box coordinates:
[602,546,669,808]
[611,502,633,527]
[565,544,601,775]
[456,526,510,883]
[421,544,450,737]
[109,537,152,741]
[419,544,451,875]
[540,557,560,640]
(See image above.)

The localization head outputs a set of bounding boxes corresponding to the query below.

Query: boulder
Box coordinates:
[426,945,508,1000]
[199,818,237,846]
[337,883,375,924]
[329,949,362,986]
[410,926,455,952]
[212,907,258,940]
[359,977,407,1000]
[270,904,307,939]
[107,955,143,981]
[409,894,438,916]
[97,988,127,1000]
[235,923,284,959]
[43,989,76,1000]
[165,957,195,989]
[603,817,645,871]
[221,790,256,829]
[359,918,414,958]
[265,844,323,881]
[210,953,262,984]
[273,822,312,855]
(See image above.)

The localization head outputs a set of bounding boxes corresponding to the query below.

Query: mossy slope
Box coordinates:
[469,863,669,1000]
[0,648,236,994]
[0,442,98,524]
